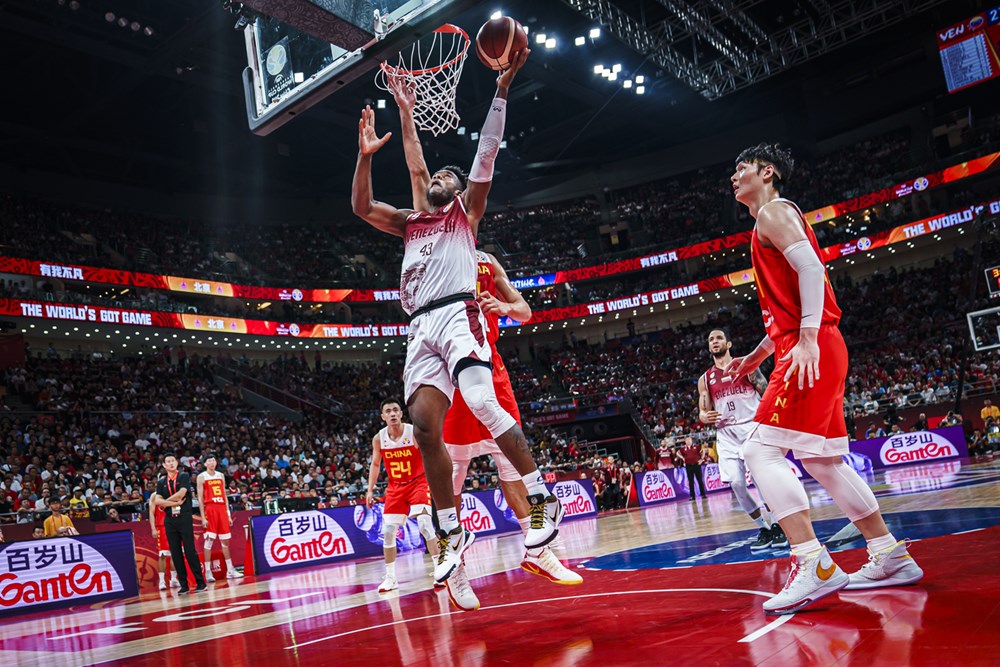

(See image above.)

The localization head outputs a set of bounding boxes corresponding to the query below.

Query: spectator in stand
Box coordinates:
[32,526,45,539]
[68,488,89,519]
[911,413,929,432]
[679,437,707,500]
[941,411,963,427]
[981,399,1000,423]
[43,498,77,537]
[865,423,886,440]
[968,430,988,456]
[106,507,128,523]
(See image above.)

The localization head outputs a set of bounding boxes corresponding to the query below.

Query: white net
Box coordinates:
[375,24,470,137]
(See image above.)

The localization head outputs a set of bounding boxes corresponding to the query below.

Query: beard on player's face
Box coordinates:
[711,347,728,359]
[426,182,458,208]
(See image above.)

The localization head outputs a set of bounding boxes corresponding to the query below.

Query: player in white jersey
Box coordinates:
[698,328,787,552]
[351,46,564,586]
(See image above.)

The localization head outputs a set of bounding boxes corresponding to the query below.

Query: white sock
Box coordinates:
[752,515,768,529]
[517,516,530,535]
[225,558,234,569]
[521,470,547,497]
[790,538,823,559]
[437,508,459,533]
[158,572,165,584]
[867,533,897,553]
[386,561,396,577]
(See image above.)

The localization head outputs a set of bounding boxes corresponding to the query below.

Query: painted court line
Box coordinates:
[285,588,774,649]
[738,614,794,643]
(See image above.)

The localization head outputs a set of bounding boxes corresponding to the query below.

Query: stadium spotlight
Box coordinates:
[471,132,479,140]
[589,28,600,38]
[490,10,502,20]
[575,36,585,46]
[608,72,617,81]
[612,63,622,73]
[623,80,633,88]
[143,26,155,36]
[636,85,645,94]
[535,32,546,44]
[117,17,128,27]
[593,64,603,74]
[499,140,507,149]
[545,38,556,49]
[105,11,115,21]
[130,21,141,31]
[457,126,466,135]
[635,75,645,84]
[376,99,386,109]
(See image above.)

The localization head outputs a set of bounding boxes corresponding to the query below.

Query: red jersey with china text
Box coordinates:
[475,250,501,345]
[154,504,166,528]
[380,424,425,485]
[750,198,842,339]
[202,472,226,504]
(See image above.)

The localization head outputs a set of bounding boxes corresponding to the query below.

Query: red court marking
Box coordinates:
[65,526,1000,667]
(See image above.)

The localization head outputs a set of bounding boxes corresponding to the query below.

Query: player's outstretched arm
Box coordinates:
[478,252,531,323]
[388,77,432,212]
[365,434,383,506]
[725,336,774,379]
[697,374,720,425]
[756,202,823,390]
[352,105,412,237]
[463,48,530,235]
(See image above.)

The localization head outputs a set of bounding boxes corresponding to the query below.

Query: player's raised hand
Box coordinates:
[358,105,392,155]
[497,47,530,90]
[388,76,417,113]
[781,330,821,390]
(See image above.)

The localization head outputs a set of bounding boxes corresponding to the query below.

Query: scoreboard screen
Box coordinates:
[986,266,1000,299]
[937,5,1000,93]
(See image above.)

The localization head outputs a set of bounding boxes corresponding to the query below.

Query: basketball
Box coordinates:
[476,16,528,71]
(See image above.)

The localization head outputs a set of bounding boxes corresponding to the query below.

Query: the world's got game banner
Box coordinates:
[250,481,597,575]
[0,531,139,617]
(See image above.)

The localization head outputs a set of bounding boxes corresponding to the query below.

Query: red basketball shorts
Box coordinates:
[203,502,231,540]
[443,349,522,445]
[751,325,849,458]
[383,476,432,521]
[156,522,170,556]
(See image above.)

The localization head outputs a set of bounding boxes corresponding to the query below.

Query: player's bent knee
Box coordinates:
[203,538,215,551]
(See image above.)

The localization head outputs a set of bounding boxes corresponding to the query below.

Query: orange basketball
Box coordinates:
[476,16,528,71]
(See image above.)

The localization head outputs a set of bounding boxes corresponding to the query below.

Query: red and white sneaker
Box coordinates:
[521,548,583,585]
[845,540,923,590]
[446,563,480,612]
[377,575,398,593]
[763,547,849,615]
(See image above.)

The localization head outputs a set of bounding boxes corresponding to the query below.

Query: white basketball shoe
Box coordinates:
[446,563,480,612]
[521,548,583,585]
[525,494,565,549]
[378,574,399,593]
[845,540,923,590]
[434,526,476,583]
[763,547,849,615]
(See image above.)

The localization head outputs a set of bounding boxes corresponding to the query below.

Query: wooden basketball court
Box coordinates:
[2,458,999,666]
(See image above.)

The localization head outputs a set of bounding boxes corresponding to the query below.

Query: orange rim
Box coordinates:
[380,24,470,78]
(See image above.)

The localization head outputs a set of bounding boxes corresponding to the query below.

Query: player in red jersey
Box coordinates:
[366,398,440,593]
[726,143,922,615]
[439,250,582,610]
[149,490,180,590]
[698,328,785,552]
[354,47,564,587]
[196,454,242,582]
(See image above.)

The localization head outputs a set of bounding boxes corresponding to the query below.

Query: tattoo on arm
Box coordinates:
[750,369,769,396]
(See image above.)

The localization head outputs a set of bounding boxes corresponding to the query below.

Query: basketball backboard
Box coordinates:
[239,0,478,135]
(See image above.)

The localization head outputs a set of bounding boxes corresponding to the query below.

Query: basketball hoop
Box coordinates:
[375,24,470,137]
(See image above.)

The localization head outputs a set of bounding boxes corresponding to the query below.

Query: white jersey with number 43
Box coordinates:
[704,365,760,431]
[399,197,477,316]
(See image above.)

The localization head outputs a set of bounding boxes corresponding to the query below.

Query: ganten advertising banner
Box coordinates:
[0,531,139,617]
[251,481,597,575]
